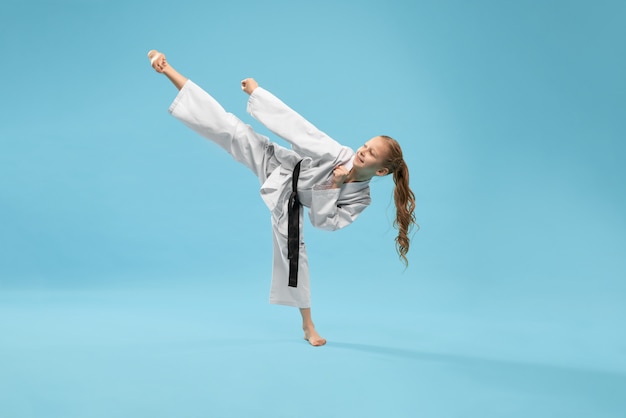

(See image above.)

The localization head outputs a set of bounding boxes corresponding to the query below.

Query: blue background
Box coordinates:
[1,0,625,417]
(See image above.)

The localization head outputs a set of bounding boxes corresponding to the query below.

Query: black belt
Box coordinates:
[287,160,303,287]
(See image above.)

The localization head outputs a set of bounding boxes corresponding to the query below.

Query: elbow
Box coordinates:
[309,214,352,232]
[309,215,341,231]
[311,220,340,232]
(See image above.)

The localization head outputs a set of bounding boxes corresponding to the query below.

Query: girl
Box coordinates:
[148,50,416,346]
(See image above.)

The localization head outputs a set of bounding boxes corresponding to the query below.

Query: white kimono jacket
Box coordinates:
[169,81,371,308]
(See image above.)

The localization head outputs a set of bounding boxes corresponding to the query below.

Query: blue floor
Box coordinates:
[2,278,624,418]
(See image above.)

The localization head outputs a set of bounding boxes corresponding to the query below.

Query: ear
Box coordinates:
[375,167,390,176]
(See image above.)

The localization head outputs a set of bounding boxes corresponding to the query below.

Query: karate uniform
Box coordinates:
[169,80,371,308]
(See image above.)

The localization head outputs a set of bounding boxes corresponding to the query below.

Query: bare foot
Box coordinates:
[304,325,327,347]
[147,50,167,73]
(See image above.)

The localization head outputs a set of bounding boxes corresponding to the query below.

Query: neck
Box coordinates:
[347,167,374,183]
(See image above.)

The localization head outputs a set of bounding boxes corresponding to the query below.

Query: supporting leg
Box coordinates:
[300,308,326,346]
[148,50,188,90]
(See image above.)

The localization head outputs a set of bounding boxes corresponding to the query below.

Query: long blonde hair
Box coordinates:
[381,135,418,266]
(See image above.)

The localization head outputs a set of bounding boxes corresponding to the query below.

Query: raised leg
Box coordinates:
[149,50,283,182]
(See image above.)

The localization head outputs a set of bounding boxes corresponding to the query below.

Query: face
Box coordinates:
[353,136,390,176]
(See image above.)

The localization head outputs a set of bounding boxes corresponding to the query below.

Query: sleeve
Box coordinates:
[308,188,371,231]
[247,87,347,160]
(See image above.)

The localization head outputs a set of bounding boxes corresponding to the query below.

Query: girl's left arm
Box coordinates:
[308,188,371,231]
[246,86,346,159]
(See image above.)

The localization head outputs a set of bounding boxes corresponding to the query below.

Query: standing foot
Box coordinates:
[299,307,326,346]
[303,325,327,347]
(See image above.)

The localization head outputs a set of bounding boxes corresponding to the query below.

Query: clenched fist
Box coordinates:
[331,165,350,188]
[241,78,258,95]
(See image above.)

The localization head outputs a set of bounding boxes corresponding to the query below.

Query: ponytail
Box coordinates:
[381,136,418,266]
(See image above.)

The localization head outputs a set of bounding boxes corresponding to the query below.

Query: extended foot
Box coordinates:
[147,50,167,73]
[304,325,326,347]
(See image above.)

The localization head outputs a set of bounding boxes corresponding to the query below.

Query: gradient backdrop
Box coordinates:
[1,0,625,417]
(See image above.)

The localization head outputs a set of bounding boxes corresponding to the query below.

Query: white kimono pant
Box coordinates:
[168,81,311,308]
